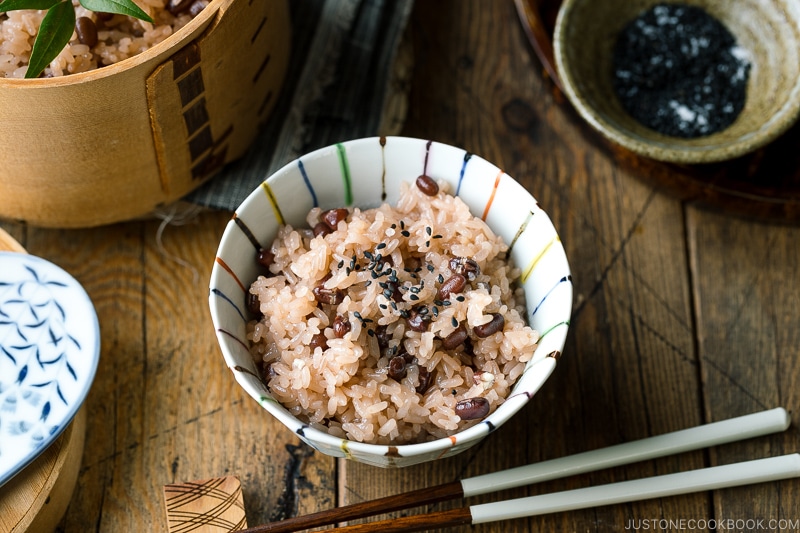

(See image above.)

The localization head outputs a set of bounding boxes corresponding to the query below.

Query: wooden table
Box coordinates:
[2,1,799,531]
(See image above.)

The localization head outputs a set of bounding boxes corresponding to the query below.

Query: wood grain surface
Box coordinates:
[1,1,798,532]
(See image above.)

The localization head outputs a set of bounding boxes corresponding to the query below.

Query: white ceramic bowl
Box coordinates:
[208,137,572,467]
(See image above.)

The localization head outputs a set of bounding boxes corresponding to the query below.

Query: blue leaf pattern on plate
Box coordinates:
[0,252,100,488]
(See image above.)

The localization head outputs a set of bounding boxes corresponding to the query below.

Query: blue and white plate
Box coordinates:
[0,252,100,487]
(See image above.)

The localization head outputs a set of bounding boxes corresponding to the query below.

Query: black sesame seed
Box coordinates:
[434,299,445,306]
[379,304,387,309]
[368,329,375,337]
[432,306,439,317]
[383,289,394,299]
[427,264,435,272]
[365,280,372,287]
[456,296,465,302]
[437,274,444,283]
[433,235,442,239]
[364,251,374,260]
[451,317,458,327]
[410,294,419,301]
[338,260,344,268]
[425,241,430,247]
[400,220,406,229]
[426,227,432,235]
[377,243,386,250]
[401,230,410,237]
[353,311,362,319]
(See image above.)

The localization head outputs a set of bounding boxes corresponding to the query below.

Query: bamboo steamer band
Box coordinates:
[0,411,87,533]
[0,0,291,228]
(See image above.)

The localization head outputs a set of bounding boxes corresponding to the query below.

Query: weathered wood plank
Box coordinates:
[687,207,800,526]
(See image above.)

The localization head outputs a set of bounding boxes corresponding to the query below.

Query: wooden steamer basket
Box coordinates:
[0,0,290,228]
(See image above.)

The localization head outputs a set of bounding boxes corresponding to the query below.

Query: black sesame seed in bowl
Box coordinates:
[554,0,800,164]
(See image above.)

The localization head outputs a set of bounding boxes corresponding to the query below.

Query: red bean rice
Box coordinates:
[247,181,540,444]
[0,0,207,78]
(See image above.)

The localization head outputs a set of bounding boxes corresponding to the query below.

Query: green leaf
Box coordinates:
[79,0,153,23]
[25,0,75,78]
[0,0,61,12]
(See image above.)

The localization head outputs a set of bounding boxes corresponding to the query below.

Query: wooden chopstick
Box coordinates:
[319,454,800,532]
[241,481,465,533]
[240,407,790,533]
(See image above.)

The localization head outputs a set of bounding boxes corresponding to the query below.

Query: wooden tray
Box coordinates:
[514,0,800,223]
[0,228,86,533]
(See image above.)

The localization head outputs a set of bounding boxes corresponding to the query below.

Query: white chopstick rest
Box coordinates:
[462,407,790,497]
[470,453,800,524]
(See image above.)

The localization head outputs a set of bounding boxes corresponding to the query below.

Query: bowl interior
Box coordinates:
[209,137,572,466]
[554,0,800,163]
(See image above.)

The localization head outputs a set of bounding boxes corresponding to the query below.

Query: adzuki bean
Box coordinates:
[75,17,98,47]
[313,277,344,306]
[449,257,481,280]
[437,274,466,301]
[441,324,468,350]
[313,222,332,238]
[374,325,391,350]
[257,247,275,269]
[455,397,490,420]
[167,0,194,15]
[309,333,328,351]
[189,0,208,17]
[406,308,428,332]
[415,174,439,196]
[473,313,505,338]
[416,367,433,394]
[246,292,261,315]
[332,314,351,338]
[387,355,407,381]
[321,208,349,230]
